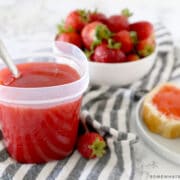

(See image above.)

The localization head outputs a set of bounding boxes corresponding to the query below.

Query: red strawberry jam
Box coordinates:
[0,62,81,163]
[152,85,180,119]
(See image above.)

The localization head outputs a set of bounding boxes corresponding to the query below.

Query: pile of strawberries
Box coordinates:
[55,9,156,63]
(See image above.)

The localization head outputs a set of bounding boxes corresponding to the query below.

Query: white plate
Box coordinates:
[136,97,180,165]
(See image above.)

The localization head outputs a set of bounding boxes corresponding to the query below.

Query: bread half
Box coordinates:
[142,83,180,139]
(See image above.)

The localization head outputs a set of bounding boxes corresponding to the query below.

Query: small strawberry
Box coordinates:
[113,30,137,53]
[77,132,106,159]
[136,37,156,57]
[93,41,126,63]
[89,10,107,24]
[65,9,89,32]
[130,21,154,41]
[81,21,112,50]
[107,9,132,33]
[127,54,140,62]
[55,24,82,48]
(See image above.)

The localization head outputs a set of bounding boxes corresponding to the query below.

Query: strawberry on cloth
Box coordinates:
[77,132,106,159]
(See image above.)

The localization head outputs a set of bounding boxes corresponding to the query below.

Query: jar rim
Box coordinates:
[0,42,89,105]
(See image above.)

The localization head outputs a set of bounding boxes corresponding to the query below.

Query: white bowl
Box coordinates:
[89,48,157,86]
[53,42,157,86]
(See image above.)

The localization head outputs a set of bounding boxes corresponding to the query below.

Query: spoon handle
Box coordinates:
[0,39,20,78]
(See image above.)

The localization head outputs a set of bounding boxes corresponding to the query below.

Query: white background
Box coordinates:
[0,0,180,44]
[0,0,180,179]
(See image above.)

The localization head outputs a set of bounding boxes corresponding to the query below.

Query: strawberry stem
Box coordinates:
[84,49,94,59]
[96,24,112,39]
[57,22,74,34]
[88,138,106,158]
[130,31,138,44]
[91,24,112,50]
[121,8,133,17]
[108,39,121,49]
[78,9,89,22]
[139,45,155,57]
[91,39,102,50]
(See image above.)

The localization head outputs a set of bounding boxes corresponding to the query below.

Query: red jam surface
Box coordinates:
[0,62,81,163]
[152,85,180,119]
[0,62,79,87]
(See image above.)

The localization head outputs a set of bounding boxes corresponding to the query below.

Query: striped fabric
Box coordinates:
[0,23,177,180]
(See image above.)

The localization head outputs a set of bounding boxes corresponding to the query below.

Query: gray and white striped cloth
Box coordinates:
[0,23,177,180]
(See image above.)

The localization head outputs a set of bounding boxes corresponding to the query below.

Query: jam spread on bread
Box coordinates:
[152,85,180,119]
[142,83,180,138]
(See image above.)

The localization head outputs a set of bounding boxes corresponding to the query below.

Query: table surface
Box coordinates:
[0,1,180,179]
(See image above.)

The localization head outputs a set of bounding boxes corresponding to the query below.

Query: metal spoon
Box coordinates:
[0,39,20,78]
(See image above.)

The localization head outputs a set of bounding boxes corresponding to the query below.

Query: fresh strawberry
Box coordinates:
[127,54,140,62]
[77,132,106,159]
[89,11,107,24]
[107,15,129,33]
[65,9,89,32]
[81,21,112,50]
[136,37,156,57]
[107,9,132,33]
[55,32,82,48]
[55,24,82,48]
[93,42,126,63]
[130,21,154,40]
[113,30,137,53]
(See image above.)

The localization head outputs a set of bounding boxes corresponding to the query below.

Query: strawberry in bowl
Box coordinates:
[92,41,126,63]
[55,9,157,86]
[55,24,82,48]
[106,8,132,33]
[65,9,89,32]
[81,21,111,50]
[89,10,107,24]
